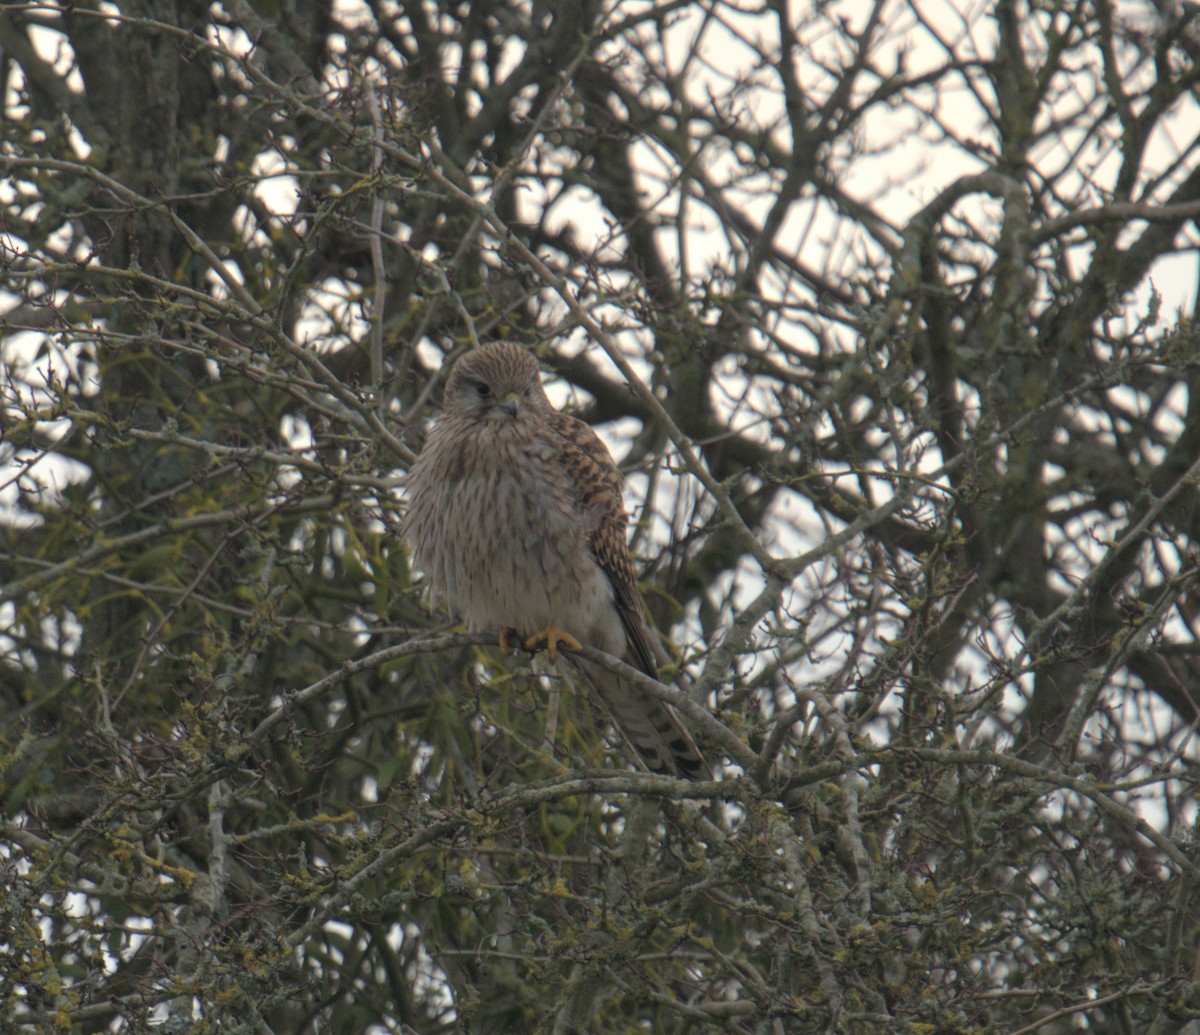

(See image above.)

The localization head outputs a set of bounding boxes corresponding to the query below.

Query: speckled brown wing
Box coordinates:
[544,409,710,781]
[544,410,659,676]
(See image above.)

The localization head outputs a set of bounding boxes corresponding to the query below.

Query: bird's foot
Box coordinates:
[523,625,582,663]
[498,627,523,653]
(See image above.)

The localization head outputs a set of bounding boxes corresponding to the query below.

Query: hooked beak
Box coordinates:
[498,390,520,418]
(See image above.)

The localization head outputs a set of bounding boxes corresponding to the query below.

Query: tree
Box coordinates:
[2,0,1199,1031]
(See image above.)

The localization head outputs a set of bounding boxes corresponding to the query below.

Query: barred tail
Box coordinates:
[575,659,710,780]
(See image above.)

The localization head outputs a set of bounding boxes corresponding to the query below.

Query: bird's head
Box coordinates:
[442,342,552,422]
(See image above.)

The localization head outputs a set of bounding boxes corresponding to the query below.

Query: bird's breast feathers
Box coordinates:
[408,423,616,639]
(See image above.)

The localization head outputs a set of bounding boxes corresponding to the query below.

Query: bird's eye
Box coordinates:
[474,382,492,397]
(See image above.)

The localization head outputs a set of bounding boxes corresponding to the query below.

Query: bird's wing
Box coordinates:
[544,410,659,677]
[544,409,710,781]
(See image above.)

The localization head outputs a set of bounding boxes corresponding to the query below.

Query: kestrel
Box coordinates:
[404,341,709,780]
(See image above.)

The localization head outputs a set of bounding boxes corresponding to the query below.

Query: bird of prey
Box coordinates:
[404,341,709,780]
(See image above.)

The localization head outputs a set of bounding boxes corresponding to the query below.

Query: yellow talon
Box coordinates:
[523,625,582,663]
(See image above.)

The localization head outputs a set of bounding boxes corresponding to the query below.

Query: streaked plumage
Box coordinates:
[404,341,708,780]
